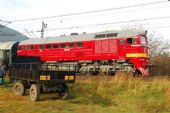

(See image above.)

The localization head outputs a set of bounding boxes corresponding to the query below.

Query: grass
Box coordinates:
[0,74,170,113]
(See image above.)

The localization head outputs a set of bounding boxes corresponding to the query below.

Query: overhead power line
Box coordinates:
[38,16,170,32]
[15,15,170,35]
[12,5,170,27]
[12,0,169,23]
[24,29,34,38]
[17,23,170,36]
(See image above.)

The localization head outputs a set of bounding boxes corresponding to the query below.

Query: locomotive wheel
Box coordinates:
[108,68,116,76]
[13,82,25,96]
[59,84,69,100]
[29,84,40,102]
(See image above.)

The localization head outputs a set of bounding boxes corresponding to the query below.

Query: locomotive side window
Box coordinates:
[53,44,58,48]
[133,38,137,44]
[127,38,137,44]
[61,43,66,48]
[26,46,29,50]
[77,42,83,48]
[69,43,74,48]
[30,45,34,50]
[39,45,44,50]
[119,39,124,45]
[24,46,27,50]
[22,46,26,50]
[127,38,132,44]
[46,44,51,49]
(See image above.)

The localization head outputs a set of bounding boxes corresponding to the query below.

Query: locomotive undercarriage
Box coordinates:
[45,60,138,76]
[79,64,116,75]
[79,60,138,75]
[79,63,141,76]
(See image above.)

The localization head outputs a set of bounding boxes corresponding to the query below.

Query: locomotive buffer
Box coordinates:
[9,56,76,101]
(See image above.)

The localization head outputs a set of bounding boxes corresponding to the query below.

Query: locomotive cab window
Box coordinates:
[61,43,66,48]
[46,44,51,49]
[77,42,83,48]
[140,36,147,44]
[69,43,74,48]
[127,38,137,44]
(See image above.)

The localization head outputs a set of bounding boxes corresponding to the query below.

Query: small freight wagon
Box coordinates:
[9,56,76,101]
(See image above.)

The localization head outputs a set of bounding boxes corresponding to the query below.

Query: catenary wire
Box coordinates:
[11,0,169,23]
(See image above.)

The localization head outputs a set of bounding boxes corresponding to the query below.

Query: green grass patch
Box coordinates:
[0,76,170,113]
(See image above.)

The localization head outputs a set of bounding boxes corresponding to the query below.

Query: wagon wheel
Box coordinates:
[59,84,69,100]
[13,82,25,96]
[29,84,40,102]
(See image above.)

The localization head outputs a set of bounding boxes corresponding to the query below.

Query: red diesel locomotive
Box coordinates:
[17,29,149,76]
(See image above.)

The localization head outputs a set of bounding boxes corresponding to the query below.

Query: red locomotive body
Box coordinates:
[17,30,149,76]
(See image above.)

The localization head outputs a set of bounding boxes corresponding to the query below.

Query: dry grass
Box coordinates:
[0,74,170,113]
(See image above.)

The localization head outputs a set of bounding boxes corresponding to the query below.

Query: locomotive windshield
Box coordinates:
[140,36,147,44]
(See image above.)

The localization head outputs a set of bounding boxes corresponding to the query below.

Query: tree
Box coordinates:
[148,31,170,58]
[148,31,170,76]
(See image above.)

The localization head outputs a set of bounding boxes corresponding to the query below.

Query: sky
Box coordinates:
[0,0,170,40]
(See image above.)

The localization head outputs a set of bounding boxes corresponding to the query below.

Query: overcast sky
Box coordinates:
[0,0,170,40]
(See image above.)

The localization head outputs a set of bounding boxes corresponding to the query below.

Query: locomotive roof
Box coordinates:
[19,29,146,45]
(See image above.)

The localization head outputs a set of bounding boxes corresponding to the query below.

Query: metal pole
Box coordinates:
[41,21,47,38]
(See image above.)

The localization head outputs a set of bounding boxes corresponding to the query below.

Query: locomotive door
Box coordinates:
[118,39,126,58]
